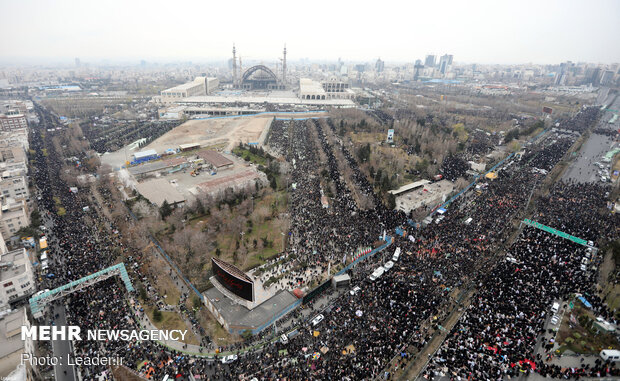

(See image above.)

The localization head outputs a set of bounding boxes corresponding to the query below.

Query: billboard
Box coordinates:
[542,106,553,114]
[386,129,394,143]
[212,258,254,302]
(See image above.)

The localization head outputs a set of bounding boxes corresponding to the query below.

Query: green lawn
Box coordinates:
[232,147,268,166]
[556,305,619,354]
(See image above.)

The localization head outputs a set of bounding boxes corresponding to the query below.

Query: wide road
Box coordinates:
[51,303,77,381]
[562,93,619,184]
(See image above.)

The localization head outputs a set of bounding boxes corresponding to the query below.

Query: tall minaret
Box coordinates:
[282,44,287,86]
[232,44,237,88]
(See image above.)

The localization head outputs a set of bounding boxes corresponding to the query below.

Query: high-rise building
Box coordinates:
[75,58,80,67]
[600,70,614,85]
[438,54,453,75]
[282,44,287,84]
[414,61,424,81]
[554,61,573,85]
[232,44,238,88]
[424,55,436,67]
[375,58,384,73]
[585,67,601,85]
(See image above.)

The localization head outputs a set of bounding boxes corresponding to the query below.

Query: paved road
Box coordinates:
[51,303,77,381]
[562,94,619,184]
[562,133,616,183]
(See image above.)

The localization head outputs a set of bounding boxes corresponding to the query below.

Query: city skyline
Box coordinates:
[1,0,620,66]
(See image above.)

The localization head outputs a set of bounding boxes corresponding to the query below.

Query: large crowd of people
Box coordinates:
[26,102,618,380]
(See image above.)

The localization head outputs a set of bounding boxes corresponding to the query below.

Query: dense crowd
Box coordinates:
[26,102,617,380]
[423,184,618,379]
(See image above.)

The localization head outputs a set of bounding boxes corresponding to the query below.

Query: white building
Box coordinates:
[0,249,35,307]
[0,129,29,151]
[299,78,327,100]
[0,147,27,180]
[0,177,28,203]
[321,77,355,99]
[160,77,219,102]
[391,180,454,214]
[0,307,33,379]
[0,231,7,255]
[0,199,29,239]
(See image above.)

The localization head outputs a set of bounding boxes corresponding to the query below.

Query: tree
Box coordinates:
[152,309,163,323]
[192,296,202,309]
[269,176,277,190]
[241,330,253,341]
[415,158,429,174]
[195,199,205,216]
[139,287,147,301]
[504,129,520,144]
[160,200,172,219]
[356,143,371,162]
[387,193,396,210]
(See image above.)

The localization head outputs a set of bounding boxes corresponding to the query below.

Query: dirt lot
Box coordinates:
[145,116,272,153]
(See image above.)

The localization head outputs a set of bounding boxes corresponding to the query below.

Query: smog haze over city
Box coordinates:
[0,0,619,380]
[1,0,620,64]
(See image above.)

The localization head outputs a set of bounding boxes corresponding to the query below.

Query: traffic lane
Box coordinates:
[51,304,76,381]
[562,133,615,183]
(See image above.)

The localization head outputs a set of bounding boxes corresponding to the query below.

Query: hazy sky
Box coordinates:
[2,0,619,65]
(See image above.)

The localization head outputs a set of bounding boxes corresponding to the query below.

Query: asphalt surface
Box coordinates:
[51,303,77,381]
[562,93,619,184]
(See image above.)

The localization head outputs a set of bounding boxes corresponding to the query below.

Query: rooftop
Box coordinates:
[133,149,158,159]
[181,94,355,106]
[389,180,432,195]
[204,287,298,330]
[197,150,233,168]
[0,307,26,358]
[135,178,185,206]
[0,249,28,282]
[127,160,169,176]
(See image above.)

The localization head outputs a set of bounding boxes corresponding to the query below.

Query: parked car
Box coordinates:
[311,314,324,326]
[349,286,361,296]
[221,354,238,364]
[550,315,560,325]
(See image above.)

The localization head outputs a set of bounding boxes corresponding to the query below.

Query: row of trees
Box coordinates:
[504,120,545,144]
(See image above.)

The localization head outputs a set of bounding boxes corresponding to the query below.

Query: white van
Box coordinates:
[551,302,560,314]
[600,349,620,362]
[392,247,401,262]
[369,266,385,281]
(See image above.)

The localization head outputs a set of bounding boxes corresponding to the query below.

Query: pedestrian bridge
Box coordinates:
[29,263,134,319]
[521,219,594,248]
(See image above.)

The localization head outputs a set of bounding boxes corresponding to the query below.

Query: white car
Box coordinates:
[311,314,324,326]
[280,334,289,344]
[221,354,238,364]
[384,261,395,270]
[550,315,560,325]
[580,264,587,271]
[349,286,361,296]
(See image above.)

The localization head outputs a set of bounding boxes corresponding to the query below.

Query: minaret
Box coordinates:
[282,44,287,86]
[232,44,237,88]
